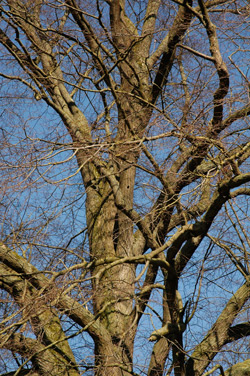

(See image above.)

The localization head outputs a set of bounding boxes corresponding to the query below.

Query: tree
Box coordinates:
[0,0,250,375]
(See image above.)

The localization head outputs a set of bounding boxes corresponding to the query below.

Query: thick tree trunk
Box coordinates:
[83,96,150,373]
[85,168,136,374]
[95,336,135,376]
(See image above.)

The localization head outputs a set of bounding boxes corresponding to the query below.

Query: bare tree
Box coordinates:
[0,0,250,375]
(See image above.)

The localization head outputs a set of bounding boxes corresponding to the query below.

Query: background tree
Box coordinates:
[0,0,250,375]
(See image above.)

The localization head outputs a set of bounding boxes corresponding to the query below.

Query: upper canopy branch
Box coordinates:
[150,0,193,103]
[198,0,229,131]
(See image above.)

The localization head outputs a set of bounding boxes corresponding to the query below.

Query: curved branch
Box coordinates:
[221,359,250,376]
[1,333,78,376]
[185,278,250,375]
[0,243,111,343]
[150,0,193,102]
[174,173,250,273]
[141,0,161,57]
[227,322,250,343]
[198,0,229,132]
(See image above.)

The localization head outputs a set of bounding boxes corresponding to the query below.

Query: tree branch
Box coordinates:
[149,0,193,102]
[186,278,250,375]
[0,243,111,342]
